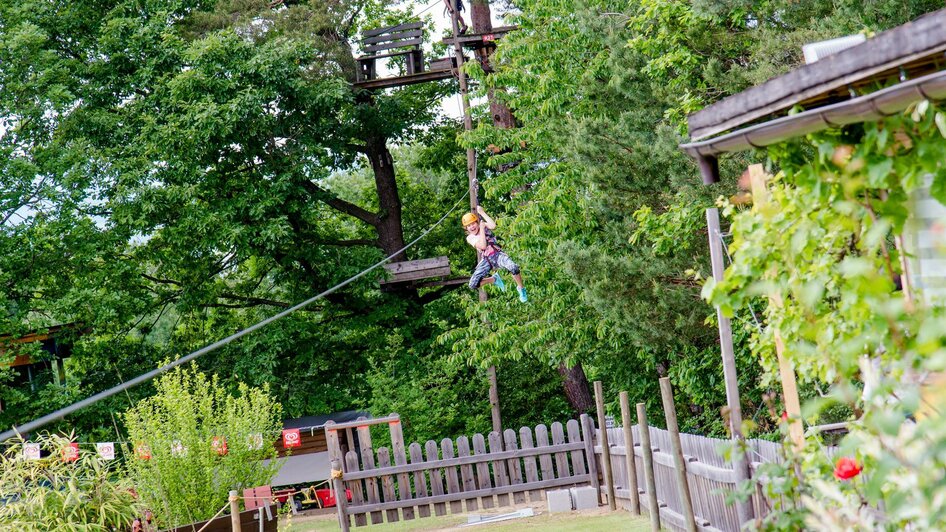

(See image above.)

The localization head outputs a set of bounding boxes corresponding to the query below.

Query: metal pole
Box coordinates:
[593,381,617,510]
[659,377,697,532]
[636,403,660,532]
[229,490,242,532]
[706,207,755,525]
[449,0,502,435]
[619,391,640,515]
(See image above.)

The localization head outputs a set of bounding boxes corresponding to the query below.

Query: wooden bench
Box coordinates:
[358,22,424,82]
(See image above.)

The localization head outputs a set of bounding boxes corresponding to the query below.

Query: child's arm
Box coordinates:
[476,205,497,230]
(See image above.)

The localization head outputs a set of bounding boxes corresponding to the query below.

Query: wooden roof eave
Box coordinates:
[679,69,946,184]
[687,8,946,140]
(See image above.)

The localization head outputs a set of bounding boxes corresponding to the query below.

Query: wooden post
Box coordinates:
[448,4,502,435]
[593,381,617,510]
[636,403,660,532]
[746,164,805,451]
[229,490,241,532]
[579,413,601,503]
[706,206,756,525]
[619,391,641,515]
[331,459,350,532]
[659,377,697,532]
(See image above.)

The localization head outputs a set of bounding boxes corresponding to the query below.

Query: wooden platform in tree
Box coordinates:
[379,256,466,290]
[353,68,455,90]
[439,26,518,49]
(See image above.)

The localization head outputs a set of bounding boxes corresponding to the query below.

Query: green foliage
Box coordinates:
[707,103,946,528]
[122,365,282,528]
[0,433,143,531]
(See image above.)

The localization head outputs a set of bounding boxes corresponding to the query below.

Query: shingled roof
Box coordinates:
[688,8,946,141]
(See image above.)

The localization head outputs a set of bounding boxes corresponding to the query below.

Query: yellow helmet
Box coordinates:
[461,212,478,226]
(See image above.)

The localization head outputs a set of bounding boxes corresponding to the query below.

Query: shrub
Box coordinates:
[123,365,282,528]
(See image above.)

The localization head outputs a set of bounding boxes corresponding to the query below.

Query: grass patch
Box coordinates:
[282,507,650,531]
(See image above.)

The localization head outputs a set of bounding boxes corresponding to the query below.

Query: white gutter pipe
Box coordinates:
[680,69,946,184]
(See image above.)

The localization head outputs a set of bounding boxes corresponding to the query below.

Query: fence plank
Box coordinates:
[356,422,383,525]
[331,459,351,532]
[660,377,697,532]
[345,451,368,527]
[457,437,478,512]
[472,434,494,509]
[488,432,510,507]
[594,381,617,511]
[503,429,527,504]
[376,448,399,523]
[619,391,641,515]
[326,421,342,464]
[409,443,431,518]
[551,422,571,479]
[580,414,601,504]
[345,476,594,515]
[424,441,447,516]
[535,424,555,483]
[566,419,587,478]
[637,404,661,532]
[441,439,463,514]
[388,419,415,520]
[519,427,542,502]
[344,442,585,481]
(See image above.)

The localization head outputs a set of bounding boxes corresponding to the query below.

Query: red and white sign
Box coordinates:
[211,436,228,456]
[62,442,79,462]
[135,443,151,461]
[282,429,301,448]
[24,443,41,460]
[96,442,115,460]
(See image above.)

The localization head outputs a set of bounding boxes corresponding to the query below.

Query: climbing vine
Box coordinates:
[707,102,946,529]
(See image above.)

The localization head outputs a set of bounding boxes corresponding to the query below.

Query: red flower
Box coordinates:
[834,456,862,480]
[780,411,788,421]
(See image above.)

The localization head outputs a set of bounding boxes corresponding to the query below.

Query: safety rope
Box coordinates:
[0,190,471,441]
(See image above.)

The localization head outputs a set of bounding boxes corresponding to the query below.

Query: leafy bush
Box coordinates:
[123,365,282,528]
[0,433,142,531]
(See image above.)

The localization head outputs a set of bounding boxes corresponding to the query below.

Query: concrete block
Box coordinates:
[546,489,573,513]
[570,486,599,510]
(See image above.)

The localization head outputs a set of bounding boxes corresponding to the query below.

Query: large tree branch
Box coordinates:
[317,238,378,248]
[300,180,379,227]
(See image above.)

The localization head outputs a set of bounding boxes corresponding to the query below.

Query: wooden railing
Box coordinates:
[325,414,598,530]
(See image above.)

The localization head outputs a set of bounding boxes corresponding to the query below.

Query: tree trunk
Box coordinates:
[365,136,406,260]
[558,362,595,414]
[470,0,492,31]
[469,0,516,129]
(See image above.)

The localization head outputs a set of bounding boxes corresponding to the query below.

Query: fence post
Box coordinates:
[659,377,697,532]
[636,403,660,532]
[579,413,601,504]
[619,391,641,515]
[331,459,351,532]
[593,381,617,511]
[229,490,241,532]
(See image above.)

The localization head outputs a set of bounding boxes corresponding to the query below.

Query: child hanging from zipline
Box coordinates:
[463,205,528,302]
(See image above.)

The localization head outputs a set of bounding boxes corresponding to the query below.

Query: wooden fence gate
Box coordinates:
[325,413,599,530]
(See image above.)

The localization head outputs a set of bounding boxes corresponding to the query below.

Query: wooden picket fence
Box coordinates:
[325,414,599,530]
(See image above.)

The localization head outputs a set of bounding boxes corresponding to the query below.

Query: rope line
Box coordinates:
[0,190,471,441]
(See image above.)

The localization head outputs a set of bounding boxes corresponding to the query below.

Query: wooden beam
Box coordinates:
[362,21,423,38]
[706,207,756,525]
[381,266,453,284]
[383,257,449,274]
[352,69,454,91]
[747,164,805,451]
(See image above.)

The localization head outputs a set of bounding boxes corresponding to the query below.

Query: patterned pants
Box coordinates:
[468,252,520,290]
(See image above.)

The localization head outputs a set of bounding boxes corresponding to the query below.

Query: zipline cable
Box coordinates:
[0,190,471,442]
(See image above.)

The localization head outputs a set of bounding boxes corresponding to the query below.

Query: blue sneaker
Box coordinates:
[518,286,528,302]
[492,273,506,292]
